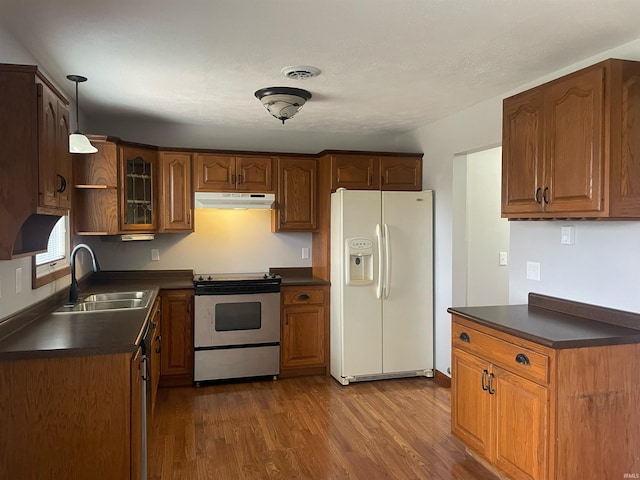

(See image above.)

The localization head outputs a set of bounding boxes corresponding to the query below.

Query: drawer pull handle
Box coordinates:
[297,294,310,300]
[488,373,495,395]
[515,353,530,365]
[481,369,489,391]
[459,332,470,342]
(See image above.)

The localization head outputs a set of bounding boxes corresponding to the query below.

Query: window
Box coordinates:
[32,215,71,288]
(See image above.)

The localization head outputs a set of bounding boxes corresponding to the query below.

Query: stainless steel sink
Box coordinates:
[53,290,152,314]
[83,291,150,302]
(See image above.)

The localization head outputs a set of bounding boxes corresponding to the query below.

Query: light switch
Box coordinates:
[499,251,508,266]
[15,267,22,294]
[151,249,160,261]
[561,226,575,245]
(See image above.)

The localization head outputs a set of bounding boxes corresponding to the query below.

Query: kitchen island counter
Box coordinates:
[448,292,640,349]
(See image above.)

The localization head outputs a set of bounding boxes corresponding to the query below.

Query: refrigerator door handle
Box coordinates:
[375,223,384,299]
[384,223,391,298]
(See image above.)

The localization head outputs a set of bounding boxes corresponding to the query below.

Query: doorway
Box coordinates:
[452,146,509,306]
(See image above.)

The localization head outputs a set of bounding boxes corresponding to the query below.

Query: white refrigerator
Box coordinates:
[330,188,434,385]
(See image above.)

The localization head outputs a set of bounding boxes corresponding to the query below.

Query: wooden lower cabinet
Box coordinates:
[451,314,640,480]
[159,289,194,386]
[0,350,143,480]
[280,285,329,377]
[150,299,162,414]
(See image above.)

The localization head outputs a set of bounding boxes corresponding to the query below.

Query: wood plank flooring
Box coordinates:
[149,376,497,480]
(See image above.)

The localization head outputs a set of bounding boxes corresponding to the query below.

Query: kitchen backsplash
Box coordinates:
[77,209,312,274]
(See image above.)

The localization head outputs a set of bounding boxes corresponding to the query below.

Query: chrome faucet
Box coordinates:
[69,243,101,303]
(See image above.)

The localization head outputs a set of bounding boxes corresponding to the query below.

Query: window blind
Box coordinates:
[36,216,67,266]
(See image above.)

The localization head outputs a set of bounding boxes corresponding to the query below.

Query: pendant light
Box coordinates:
[254,87,312,124]
[66,74,97,154]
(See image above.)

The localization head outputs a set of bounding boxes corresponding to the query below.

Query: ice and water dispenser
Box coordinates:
[345,237,374,285]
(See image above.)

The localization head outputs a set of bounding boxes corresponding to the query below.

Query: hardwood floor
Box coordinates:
[149,376,497,480]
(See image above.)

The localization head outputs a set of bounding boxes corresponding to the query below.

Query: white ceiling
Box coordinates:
[3,0,640,138]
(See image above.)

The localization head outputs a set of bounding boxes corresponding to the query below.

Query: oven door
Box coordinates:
[194,292,280,348]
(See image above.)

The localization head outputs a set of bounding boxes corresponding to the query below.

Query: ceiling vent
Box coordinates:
[281,65,321,80]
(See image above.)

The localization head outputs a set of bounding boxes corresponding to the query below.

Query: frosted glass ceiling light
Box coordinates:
[66,74,97,154]
[254,87,312,125]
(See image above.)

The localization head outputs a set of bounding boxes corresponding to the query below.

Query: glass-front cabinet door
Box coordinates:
[119,145,158,232]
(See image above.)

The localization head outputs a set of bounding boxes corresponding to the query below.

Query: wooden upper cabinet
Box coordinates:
[272,157,317,232]
[236,156,274,192]
[502,58,640,219]
[38,82,72,210]
[119,144,158,232]
[501,89,544,215]
[194,153,274,192]
[331,154,380,190]
[380,156,422,191]
[326,153,422,191]
[72,137,119,235]
[194,153,235,191]
[158,151,193,232]
[0,64,73,259]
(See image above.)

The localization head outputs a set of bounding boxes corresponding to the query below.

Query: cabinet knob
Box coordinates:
[542,187,549,204]
[535,187,541,204]
[515,353,530,365]
[297,293,310,300]
[481,369,489,391]
[155,335,161,354]
[459,332,470,342]
[238,174,243,184]
[231,174,236,185]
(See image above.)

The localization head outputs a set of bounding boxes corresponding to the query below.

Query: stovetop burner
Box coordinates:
[194,272,279,283]
[193,272,281,295]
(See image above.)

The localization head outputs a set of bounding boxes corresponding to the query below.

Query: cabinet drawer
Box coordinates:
[452,323,549,385]
[282,287,326,305]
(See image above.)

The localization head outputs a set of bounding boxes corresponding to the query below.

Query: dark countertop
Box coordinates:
[270,267,330,286]
[448,295,640,349]
[0,270,194,361]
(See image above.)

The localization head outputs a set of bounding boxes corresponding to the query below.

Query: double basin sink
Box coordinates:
[54,290,152,314]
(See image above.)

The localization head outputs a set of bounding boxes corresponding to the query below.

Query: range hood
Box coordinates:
[194,192,275,210]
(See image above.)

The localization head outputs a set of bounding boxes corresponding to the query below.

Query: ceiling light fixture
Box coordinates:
[66,74,97,154]
[254,87,312,125]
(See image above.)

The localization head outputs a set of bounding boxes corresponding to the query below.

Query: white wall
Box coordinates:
[77,209,311,273]
[397,37,640,377]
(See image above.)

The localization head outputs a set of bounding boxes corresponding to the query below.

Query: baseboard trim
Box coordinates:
[433,369,451,388]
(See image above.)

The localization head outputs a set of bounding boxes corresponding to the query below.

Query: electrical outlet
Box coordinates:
[15,267,22,294]
[151,249,160,261]
[301,247,309,259]
[526,261,540,281]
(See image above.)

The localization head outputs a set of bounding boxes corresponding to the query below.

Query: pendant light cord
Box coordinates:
[74,79,80,134]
